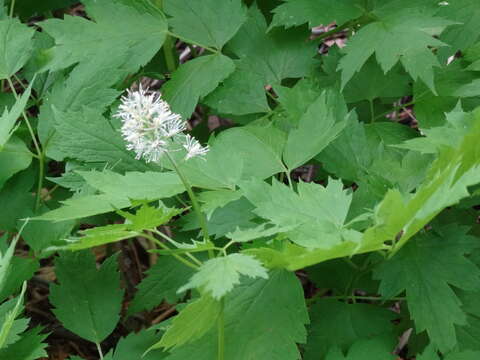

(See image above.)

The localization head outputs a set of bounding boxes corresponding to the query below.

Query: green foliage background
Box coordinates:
[1,0,480,359]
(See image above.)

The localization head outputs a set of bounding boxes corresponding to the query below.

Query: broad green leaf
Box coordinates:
[241,178,360,249]
[270,0,364,29]
[37,170,184,221]
[14,0,77,19]
[413,63,480,128]
[129,256,194,314]
[106,330,168,360]
[374,226,480,352]
[51,107,155,172]
[62,224,137,251]
[40,0,167,72]
[0,81,33,149]
[0,18,35,79]
[178,253,268,299]
[283,90,350,170]
[338,3,453,91]
[163,54,235,119]
[198,189,242,219]
[50,252,124,343]
[305,300,396,359]
[164,0,247,49]
[445,351,480,360]
[438,0,480,60]
[204,60,270,115]
[226,223,294,243]
[0,327,48,360]
[0,136,32,190]
[457,288,480,351]
[39,58,124,158]
[166,270,308,360]
[0,257,38,302]
[153,295,221,350]
[324,336,396,360]
[228,5,317,85]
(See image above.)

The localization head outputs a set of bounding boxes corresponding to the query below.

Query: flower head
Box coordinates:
[115,85,208,162]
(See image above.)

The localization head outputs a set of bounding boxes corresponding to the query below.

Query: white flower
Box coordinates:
[183,134,210,160]
[115,85,209,162]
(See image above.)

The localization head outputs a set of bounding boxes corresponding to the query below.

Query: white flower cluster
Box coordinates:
[115,86,209,163]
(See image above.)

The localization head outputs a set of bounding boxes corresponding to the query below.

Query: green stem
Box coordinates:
[9,0,15,17]
[96,342,104,360]
[6,77,44,210]
[163,35,177,73]
[217,298,225,360]
[141,233,200,270]
[165,153,211,250]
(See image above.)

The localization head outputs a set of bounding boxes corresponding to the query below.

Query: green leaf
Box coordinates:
[374,226,480,352]
[63,224,137,251]
[241,178,360,249]
[51,107,155,172]
[338,2,453,91]
[166,270,308,360]
[198,189,242,219]
[37,170,184,221]
[40,0,167,72]
[119,204,183,231]
[0,327,48,360]
[204,60,270,115]
[457,288,480,351]
[0,136,32,190]
[107,330,168,360]
[0,18,35,79]
[178,253,268,299]
[0,81,33,149]
[324,336,396,360]
[0,283,27,349]
[270,0,364,29]
[164,0,247,49]
[129,256,194,314]
[0,257,38,302]
[445,351,480,360]
[50,251,124,343]
[162,54,235,119]
[153,295,221,351]
[228,5,317,85]
[283,90,350,170]
[304,300,397,359]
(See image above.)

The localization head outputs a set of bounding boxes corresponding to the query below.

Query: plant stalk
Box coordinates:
[217,298,225,360]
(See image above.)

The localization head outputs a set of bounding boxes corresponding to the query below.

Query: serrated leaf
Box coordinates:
[338,2,453,91]
[153,295,221,350]
[374,226,480,352]
[166,270,308,360]
[51,107,155,172]
[119,204,183,231]
[283,90,350,170]
[0,18,35,79]
[0,81,33,149]
[63,224,137,251]
[129,256,194,314]
[0,327,48,360]
[162,54,235,119]
[241,178,359,249]
[0,257,38,302]
[270,0,364,29]
[0,283,27,349]
[164,0,246,49]
[50,251,123,343]
[304,300,397,359]
[40,0,167,72]
[178,253,268,299]
[38,170,184,222]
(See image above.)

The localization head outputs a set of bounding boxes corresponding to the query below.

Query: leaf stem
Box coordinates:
[217,298,225,360]
[163,35,177,73]
[369,100,375,123]
[165,153,212,257]
[141,232,200,270]
[96,342,104,360]
[9,0,15,17]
